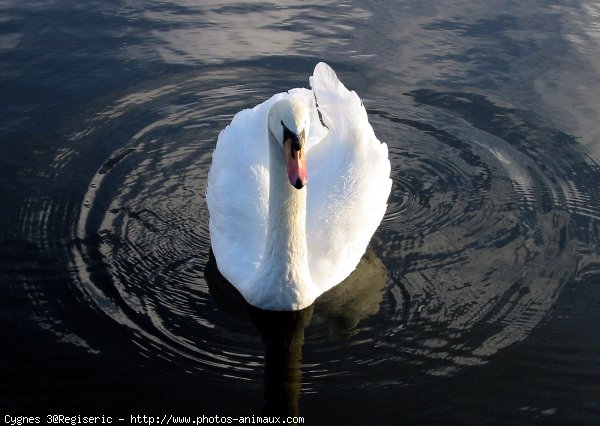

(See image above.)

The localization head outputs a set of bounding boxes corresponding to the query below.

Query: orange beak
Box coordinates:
[284,139,307,189]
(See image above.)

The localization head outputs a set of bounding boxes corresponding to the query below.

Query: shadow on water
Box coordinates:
[205,248,387,417]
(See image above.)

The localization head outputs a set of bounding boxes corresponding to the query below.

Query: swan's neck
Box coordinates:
[248,134,315,310]
[265,135,309,275]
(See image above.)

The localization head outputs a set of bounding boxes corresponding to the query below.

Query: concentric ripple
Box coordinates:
[36,68,598,397]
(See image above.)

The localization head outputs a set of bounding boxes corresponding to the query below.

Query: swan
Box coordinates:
[206,62,391,311]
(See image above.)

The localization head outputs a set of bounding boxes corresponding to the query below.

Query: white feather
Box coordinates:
[206,62,391,310]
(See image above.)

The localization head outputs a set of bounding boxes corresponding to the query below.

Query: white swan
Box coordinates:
[206,62,391,311]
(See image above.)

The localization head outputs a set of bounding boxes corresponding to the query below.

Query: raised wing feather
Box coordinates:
[307,63,392,291]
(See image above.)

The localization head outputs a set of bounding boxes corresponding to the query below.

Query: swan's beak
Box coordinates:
[284,137,307,190]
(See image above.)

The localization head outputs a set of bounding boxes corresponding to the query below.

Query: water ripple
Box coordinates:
[11,67,599,395]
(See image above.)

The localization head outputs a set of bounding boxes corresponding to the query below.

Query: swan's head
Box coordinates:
[268,97,309,189]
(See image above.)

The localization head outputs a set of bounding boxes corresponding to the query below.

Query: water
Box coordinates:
[2,1,600,423]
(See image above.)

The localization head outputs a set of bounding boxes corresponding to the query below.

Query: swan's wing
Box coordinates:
[206,93,282,289]
[307,62,392,292]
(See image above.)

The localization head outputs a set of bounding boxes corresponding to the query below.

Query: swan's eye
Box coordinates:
[281,121,291,141]
[281,121,303,152]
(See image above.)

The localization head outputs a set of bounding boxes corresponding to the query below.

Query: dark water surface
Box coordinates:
[2,1,600,424]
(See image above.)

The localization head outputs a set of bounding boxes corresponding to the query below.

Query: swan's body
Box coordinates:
[206,63,391,310]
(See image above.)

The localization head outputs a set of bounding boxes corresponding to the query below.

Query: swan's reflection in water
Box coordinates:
[250,307,312,417]
[205,248,387,416]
